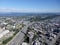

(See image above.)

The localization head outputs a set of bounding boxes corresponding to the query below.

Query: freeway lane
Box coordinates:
[6,22,33,45]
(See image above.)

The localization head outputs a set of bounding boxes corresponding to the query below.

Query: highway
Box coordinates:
[6,22,34,45]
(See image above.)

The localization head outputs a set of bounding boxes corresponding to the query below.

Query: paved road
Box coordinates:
[6,22,34,45]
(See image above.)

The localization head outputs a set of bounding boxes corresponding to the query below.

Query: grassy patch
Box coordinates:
[2,29,19,45]
[2,36,13,44]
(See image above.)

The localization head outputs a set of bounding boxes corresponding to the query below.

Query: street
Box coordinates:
[6,22,33,45]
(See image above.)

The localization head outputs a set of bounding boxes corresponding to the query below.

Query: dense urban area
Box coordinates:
[0,13,60,45]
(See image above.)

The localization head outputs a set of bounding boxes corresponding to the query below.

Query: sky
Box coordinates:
[0,0,60,13]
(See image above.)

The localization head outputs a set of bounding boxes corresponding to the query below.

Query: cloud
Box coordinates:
[0,8,38,12]
[0,8,60,13]
[0,8,21,12]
